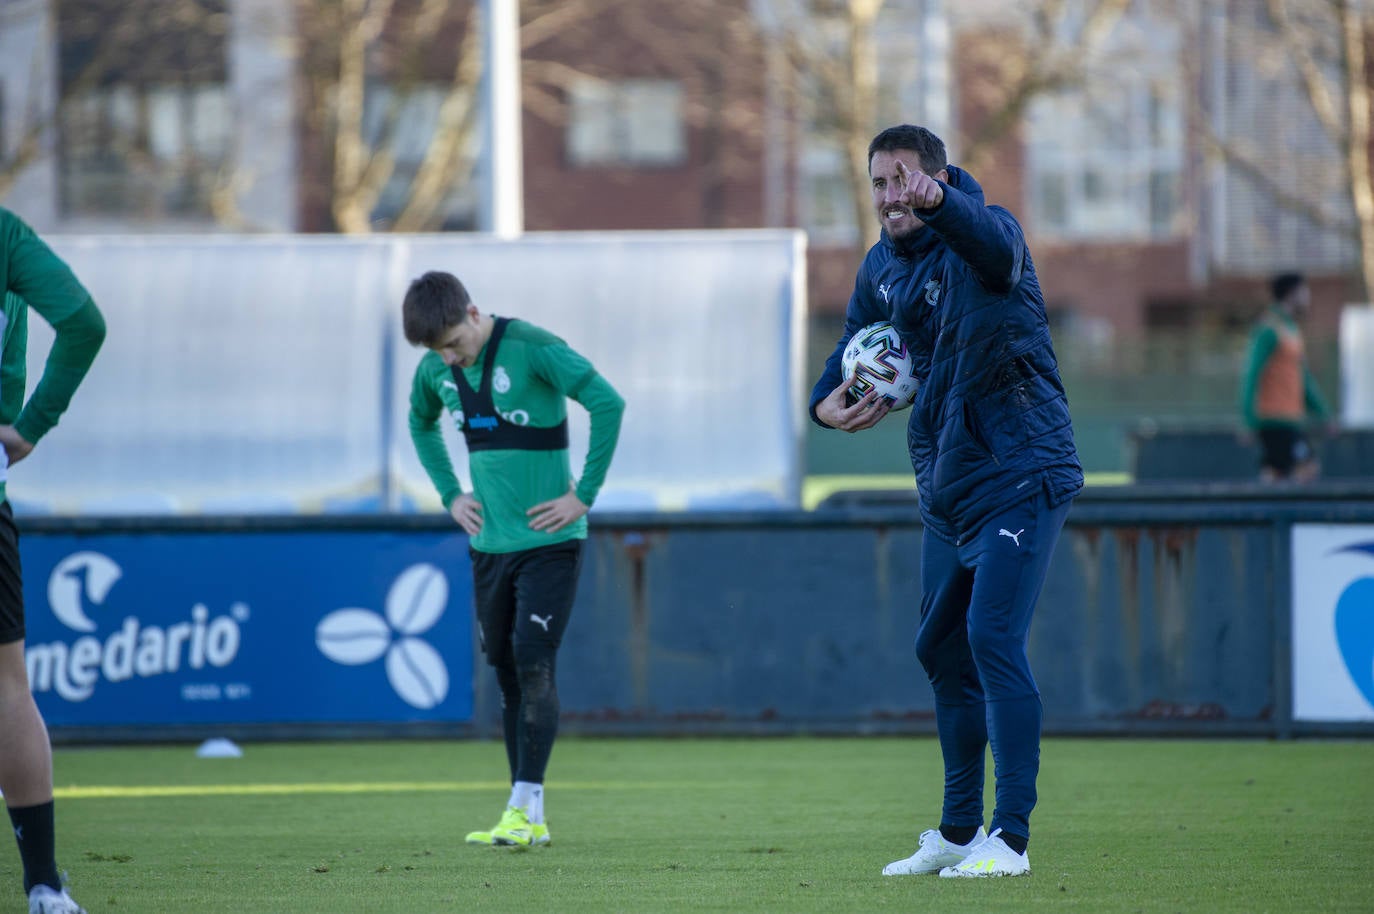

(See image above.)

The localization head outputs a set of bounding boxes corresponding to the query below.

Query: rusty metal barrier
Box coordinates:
[22,482,1374,742]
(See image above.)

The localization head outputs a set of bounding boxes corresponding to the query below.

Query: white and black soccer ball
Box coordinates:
[840,321,919,410]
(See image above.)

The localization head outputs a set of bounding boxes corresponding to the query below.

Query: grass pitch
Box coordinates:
[15,737,1372,913]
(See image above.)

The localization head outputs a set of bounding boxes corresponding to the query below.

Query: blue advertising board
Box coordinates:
[19,531,474,727]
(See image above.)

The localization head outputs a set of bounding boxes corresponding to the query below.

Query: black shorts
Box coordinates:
[1257,426,1313,477]
[469,540,583,666]
[0,501,24,644]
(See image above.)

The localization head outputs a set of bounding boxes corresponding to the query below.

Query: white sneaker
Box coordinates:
[938,827,1030,878]
[881,826,987,875]
[28,885,87,914]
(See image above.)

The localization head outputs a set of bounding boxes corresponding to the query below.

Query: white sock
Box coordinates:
[529,784,544,824]
[509,781,544,822]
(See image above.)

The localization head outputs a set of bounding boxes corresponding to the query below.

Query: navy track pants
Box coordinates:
[914,493,1070,841]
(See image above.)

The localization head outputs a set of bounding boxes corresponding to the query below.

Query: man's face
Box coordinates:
[870,150,946,242]
[1289,282,1311,318]
[430,305,485,367]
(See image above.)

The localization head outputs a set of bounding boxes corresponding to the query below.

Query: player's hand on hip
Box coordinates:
[896,159,943,210]
[527,486,588,533]
[449,493,483,536]
[815,378,891,433]
[0,426,34,465]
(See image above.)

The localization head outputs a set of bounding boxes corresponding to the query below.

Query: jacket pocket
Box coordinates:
[961,400,999,464]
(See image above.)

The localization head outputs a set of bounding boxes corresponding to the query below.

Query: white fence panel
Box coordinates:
[1340,304,1374,429]
[11,230,806,514]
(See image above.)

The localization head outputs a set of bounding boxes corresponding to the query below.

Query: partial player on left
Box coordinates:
[1,207,107,914]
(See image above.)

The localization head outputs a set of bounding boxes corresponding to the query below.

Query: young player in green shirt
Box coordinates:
[403,270,624,847]
[0,208,106,914]
[1238,271,1334,482]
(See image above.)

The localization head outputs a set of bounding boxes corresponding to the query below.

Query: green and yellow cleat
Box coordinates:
[491,806,535,846]
[465,828,496,846]
[467,806,551,847]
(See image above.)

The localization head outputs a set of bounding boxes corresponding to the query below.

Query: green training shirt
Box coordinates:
[0,208,107,503]
[1238,309,1330,432]
[408,318,624,554]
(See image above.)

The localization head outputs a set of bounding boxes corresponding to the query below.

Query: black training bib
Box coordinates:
[453,317,569,452]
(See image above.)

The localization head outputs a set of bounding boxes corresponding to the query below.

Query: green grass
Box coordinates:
[16,737,1371,913]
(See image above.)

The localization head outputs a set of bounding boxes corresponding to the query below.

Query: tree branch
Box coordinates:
[961,0,1130,174]
[1197,121,1357,237]
[392,3,482,232]
[1266,0,1347,143]
[1337,0,1374,298]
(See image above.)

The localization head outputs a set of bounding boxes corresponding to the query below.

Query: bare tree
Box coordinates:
[516,0,766,228]
[756,0,1134,250]
[296,0,667,234]
[10,0,1162,244]
[1185,1,1374,300]
[12,0,764,232]
[952,0,1134,174]
[755,0,887,248]
[0,0,227,202]
[293,0,476,233]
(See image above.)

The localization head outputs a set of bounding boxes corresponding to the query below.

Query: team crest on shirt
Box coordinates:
[923,279,942,307]
[493,366,512,393]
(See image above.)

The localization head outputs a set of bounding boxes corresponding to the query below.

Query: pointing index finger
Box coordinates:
[895,159,912,186]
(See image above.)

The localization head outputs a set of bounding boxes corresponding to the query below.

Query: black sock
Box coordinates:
[8,801,61,893]
[999,831,1029,855]
[939,823,981,846]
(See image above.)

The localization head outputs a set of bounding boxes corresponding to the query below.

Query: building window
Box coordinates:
[798,146,857,246]
[566,78,685,167]
[60,83,231,218]
[56,0,230,221]
[1026,12,1184,241]
[1209,6,1353,273]
[363,83,478,230]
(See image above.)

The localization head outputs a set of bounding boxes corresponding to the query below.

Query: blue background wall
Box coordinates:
[18,485,1374,742]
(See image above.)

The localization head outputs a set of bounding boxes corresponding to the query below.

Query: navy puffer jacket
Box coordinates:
[810,166,1082,544]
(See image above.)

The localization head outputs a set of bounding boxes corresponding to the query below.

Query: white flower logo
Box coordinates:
[315,564,450,709]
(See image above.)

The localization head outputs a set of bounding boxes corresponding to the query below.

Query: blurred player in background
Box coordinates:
[1239,271,1335,483]
[403,270,623,848]
[0,208,106,914]
[811,126,1082,878]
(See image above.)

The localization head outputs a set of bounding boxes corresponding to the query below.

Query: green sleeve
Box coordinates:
[528,341,625,507]
[0,295,28,425]
[568,373,625,507]
[1238,325,1277,430]
[3,214,107,443]
[407,363,463,508]
[1302,365,1331,421]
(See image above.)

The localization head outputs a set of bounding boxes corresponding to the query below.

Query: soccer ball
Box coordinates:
[841,321,919,410]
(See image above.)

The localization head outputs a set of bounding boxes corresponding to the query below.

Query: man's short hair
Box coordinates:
[867,125,948,175]
[402,271,472,347]
[1271,271,1306,303]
